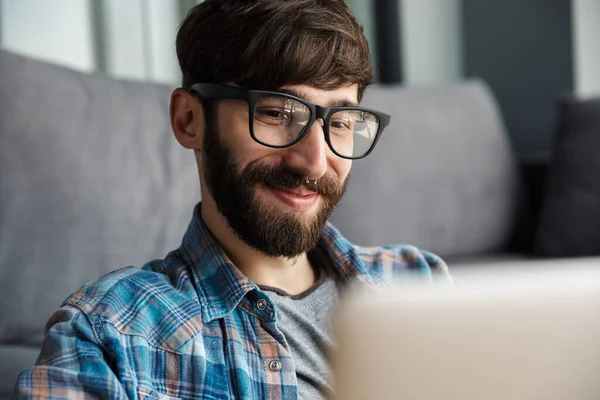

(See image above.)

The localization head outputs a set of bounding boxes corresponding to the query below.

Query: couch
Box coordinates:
[1,49,599,398]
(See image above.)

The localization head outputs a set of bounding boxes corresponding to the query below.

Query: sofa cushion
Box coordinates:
[536,96,600,256]
[0,50,199,345]
[0,345,40,399]
[329,81,520,258]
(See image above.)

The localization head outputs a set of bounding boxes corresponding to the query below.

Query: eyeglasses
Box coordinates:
[189,83,391,159]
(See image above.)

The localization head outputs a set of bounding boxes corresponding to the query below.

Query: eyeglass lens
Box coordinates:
[252,94,379,158]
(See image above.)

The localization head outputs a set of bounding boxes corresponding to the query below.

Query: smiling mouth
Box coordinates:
[263,183,319,211]
[268,183,317,197]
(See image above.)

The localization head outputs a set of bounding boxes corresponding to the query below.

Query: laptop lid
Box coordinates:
[331,264,600,400]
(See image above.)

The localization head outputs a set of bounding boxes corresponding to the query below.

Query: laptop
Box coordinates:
[331,260,600,400]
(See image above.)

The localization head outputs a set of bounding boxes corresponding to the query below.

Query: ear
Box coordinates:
[170,88,205,150]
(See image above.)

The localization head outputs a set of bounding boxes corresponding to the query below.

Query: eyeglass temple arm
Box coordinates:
[189,83,246,99]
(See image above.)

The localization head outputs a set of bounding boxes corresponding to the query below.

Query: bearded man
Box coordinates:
[14,1,452,399]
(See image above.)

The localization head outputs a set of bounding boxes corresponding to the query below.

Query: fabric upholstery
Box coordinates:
[0,49,199,346]
[536,96,600,256]
[0,51,523,391]
[0,345,40,399]
[329,81,520,258]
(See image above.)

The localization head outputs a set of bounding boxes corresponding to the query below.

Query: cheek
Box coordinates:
[330,157,352,184]
[218,104,250,146]
[217,103,271,166]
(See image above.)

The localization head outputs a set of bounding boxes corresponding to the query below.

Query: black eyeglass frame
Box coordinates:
[188,83,391,160]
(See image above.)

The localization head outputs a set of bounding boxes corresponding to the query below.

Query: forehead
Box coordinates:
[278,84,360,107]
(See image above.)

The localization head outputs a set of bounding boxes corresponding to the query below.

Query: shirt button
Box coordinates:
[257,299,267,310]
[269,360,282,371]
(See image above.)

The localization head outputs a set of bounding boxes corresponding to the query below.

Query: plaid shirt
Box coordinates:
[14,204,452,399]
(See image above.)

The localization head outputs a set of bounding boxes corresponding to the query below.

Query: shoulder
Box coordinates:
[62,258,204,353]
[320,222,453,284]
[355,243,453,283]
[65,263,175,313]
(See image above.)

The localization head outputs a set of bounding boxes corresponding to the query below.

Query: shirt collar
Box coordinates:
[177,203,379,323]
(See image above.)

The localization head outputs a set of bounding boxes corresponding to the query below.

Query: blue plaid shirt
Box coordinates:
[14,204,452,399]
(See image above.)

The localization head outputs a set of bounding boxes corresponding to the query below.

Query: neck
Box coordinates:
[200,198,318,296]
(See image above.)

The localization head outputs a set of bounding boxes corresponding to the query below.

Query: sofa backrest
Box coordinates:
[0,50,199,345]
[329,81,520,258]
[0,49,520,346]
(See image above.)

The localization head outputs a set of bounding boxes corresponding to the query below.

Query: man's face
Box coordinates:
[201,84,357,258]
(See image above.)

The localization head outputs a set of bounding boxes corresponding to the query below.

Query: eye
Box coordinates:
[256,107,290,124]
[330,118,352,131]
[263,109,285,119]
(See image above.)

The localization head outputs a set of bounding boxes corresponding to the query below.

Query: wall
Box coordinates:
[1,0,96,71]
[0,0,191,84]
[462,0,574,158]
[401,0,463,86]
[572,0,600,98]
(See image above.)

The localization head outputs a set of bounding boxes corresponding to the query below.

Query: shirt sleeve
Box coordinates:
[13,305,128,399]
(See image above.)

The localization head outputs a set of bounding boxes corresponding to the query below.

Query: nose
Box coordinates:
[282,118,328,180]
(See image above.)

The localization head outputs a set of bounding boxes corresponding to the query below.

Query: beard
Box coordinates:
[201,122,348,258]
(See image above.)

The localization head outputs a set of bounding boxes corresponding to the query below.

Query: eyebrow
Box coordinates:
[277,88,359,108]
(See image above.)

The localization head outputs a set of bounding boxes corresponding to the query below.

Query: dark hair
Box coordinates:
[176,0,374,101]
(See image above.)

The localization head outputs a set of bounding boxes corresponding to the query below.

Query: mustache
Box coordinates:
[241,162,343,198]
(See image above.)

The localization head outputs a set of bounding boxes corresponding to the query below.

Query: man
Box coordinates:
[14,0,452,399]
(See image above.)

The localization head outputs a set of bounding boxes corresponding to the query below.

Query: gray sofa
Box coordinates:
[1,49,598,398]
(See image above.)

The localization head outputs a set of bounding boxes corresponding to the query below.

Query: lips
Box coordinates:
[264,183,319,211]
[269,184,317,197]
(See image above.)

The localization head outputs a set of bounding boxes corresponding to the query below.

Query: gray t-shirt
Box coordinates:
[260,274,339,399]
